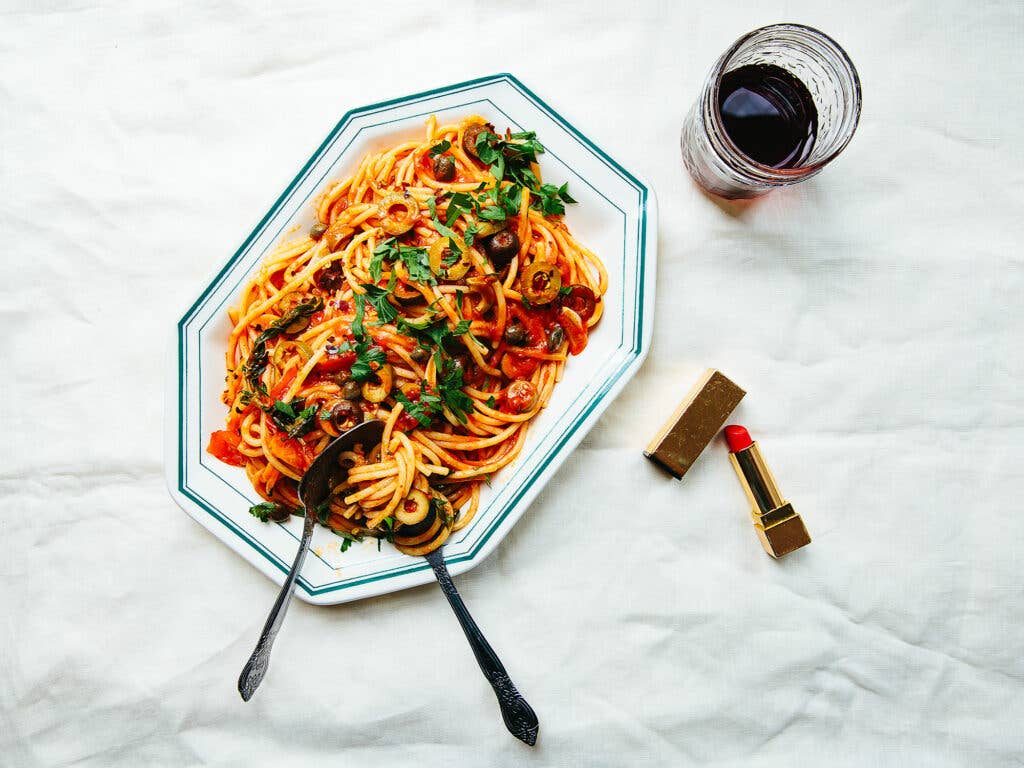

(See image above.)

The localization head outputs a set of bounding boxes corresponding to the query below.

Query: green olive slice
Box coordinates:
[520,261,562,305]
[396,489,430,525]
[378,194,418,236]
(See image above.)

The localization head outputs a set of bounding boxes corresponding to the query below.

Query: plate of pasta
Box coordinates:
[167,74,656,603]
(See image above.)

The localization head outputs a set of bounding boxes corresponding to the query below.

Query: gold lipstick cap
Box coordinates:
[644,369,745,479]
[727,436,811,558]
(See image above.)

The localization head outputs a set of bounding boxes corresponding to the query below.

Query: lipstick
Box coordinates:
[724,425,811,558]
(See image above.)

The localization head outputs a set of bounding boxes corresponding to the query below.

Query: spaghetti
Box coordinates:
[207,115,607,555]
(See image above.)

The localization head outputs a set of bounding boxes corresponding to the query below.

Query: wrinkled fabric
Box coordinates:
[1,1,1023,766]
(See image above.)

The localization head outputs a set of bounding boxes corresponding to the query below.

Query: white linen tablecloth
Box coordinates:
[2,1,1022,765]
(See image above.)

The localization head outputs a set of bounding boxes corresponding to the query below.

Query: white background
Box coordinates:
[1,2,1022,766]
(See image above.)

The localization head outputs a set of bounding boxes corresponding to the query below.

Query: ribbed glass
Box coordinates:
[681,23,861,199]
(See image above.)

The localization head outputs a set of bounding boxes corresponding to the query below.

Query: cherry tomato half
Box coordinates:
[503,379,538,414]
[266,428,315,471]
[314,349,357,374]
[207,430,245,467]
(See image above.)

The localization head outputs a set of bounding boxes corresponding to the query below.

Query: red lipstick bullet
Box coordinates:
[724,425,811,558]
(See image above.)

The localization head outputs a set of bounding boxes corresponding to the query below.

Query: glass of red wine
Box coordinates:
[681,23,861,199]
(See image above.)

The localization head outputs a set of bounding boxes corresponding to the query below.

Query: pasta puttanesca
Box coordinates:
[207,115,607,555]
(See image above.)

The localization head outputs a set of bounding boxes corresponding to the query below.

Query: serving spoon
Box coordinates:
[423,547,539,745]
[237,419,539,745]
[237,418,386,701]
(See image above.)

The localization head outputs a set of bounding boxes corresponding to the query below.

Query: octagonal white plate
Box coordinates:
[166,73,657,604]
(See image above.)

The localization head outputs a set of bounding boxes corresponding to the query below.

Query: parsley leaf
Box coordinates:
[369,241,389,282]
[478,205,508,221]
[352,292,366,339]
[249,502,277,522]
[267,398,319,438]
[531,181,577,216]
[474,130,545,188]
[273,400,297,419]
[426,195,463,250]
[358,284,399,326]
[335,529,363,552]
[397,315,468,350]
[350,344,387,382]
[485,395,497,409]
[428,140,451,157]
[372,238,434,285]
[397,246,433,284]
[393,389,434,427]
[436,355,474,423]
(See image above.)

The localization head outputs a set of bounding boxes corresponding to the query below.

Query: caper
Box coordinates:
[410,346,431,363]
[433,154,456,182]
[340,380,362,400]
[483,229,519,269]
[309,221,328,240]
[547,325,565,352]
[504,321,528,347]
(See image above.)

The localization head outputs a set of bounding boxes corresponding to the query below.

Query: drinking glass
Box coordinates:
[681,23,862,199]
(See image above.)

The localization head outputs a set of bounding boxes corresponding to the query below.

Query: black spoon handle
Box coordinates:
[424,549,539,746]
[237,510,315,701]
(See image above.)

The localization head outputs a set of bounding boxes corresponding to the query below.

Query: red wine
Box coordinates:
[717,64,817,169]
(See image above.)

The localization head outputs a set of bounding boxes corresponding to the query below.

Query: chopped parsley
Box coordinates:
[358,283,399,326]
[248,502,278,522]
[436,355,475,423]
[426,195,464,250]
[349,343,387,382]
[393,388,441,427]
[371,238,434,284]
[336,530,363,552]
[474,129,544,186]
[428,140,451,157]
[347,284,399,382]
[267,398,320,438]
[532,182,577,217]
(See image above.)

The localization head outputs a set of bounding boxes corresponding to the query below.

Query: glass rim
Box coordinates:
[707,22,863,179]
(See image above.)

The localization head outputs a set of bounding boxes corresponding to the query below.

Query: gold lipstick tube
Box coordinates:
[728,441,811,558]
